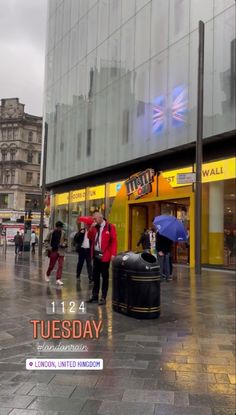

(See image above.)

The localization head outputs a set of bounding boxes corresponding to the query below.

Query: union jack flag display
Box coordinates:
[152,95,165,134]
[171,85,188,126]
[152,85,188,134]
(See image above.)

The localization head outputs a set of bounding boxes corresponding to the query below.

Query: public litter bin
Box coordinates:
[112,251,160,319]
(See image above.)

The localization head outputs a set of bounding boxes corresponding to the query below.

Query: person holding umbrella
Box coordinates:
[74,216,94,282]
[153,215,188,282]
[156,232,173,281]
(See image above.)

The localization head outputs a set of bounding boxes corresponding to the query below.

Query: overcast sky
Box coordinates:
[0,0,47,116]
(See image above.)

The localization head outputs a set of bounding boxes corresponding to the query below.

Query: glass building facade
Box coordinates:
[44,0,236,185]
[44,0,236,269]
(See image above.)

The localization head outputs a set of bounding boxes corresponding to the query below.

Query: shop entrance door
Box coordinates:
[129,198,190,264]
[160,199,190,264]
[129,205,148,251]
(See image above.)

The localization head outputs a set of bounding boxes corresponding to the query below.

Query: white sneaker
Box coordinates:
[56,280,64,286]
[45,274,50,282]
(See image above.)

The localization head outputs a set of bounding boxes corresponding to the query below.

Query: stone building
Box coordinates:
[0,98,42,222]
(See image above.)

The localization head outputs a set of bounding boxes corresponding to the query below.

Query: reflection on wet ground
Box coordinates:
[0,248,235,415]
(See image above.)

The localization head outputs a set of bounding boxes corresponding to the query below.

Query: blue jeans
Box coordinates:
[158,253,170,279]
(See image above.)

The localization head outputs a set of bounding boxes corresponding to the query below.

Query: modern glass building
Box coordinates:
[44,0,236,269]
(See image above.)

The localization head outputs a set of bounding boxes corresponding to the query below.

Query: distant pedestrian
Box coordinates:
[74,223,93,282]
[156,232,173,281]
[44,221,67,286]
[87,212,117,305]
[137,229,151,251]
[31,231,36,254]
[14,231,21,255]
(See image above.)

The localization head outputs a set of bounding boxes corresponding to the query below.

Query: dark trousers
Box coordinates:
[77,248,92,279]
[92,258,110,299]
[15,244,19,254]
[31,243,36,253]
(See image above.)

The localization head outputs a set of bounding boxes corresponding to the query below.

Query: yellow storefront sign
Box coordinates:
[55,192,69,206]
[162,157,236,187]
[70,189,86,203]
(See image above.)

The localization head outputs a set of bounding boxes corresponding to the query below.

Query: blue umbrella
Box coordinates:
[153,215,187,242]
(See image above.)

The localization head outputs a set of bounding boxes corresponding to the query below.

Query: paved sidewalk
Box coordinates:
[0,248,235,415]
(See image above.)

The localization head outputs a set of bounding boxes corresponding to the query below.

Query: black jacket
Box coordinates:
[156,233,172,254]
[137,231,151,250]
[73,229,90,252]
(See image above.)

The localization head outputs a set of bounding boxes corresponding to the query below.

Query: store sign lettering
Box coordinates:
[125,169,155,199]
[202,167,223,177]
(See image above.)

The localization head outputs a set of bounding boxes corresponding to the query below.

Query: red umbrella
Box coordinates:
[77,216,94,226]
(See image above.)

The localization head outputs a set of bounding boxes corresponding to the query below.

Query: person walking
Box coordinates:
[31,231,37,254]
[14,231,22,255]
[44,221,67,286]
[156,232,173,282]
[137,228,151,251]
[74,223,93,282]
[87,212,117,305]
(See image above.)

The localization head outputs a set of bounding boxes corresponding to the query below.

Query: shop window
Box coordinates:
[26,172,33,184]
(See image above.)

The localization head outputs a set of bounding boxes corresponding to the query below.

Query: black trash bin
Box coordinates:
[112,251,160,319]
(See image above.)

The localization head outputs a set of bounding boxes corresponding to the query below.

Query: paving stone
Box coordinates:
[98,400,155,415]
[207,383,236,394]
[206,365,235,374]
[51,374,99,387]
[9,411,59,415]
[189,393,212,407]
[96,376,144,389]
[122,389,174,404]
[28,383,76,398]
[215,373,230,383]
[0,383,24,396]
[28,396,86,411]
[79,399,103,415]
[228,374,236,384]
[176,372,216,383]
[0,410,12,415]
[154,404,212,415]
[70,386,124,401]
[174,392,189,406]
[106,359,148,369]
[0,395,35,409]
[212,408,236,415]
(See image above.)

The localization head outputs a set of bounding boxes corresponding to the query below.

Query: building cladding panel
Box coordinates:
[44,0,236,186]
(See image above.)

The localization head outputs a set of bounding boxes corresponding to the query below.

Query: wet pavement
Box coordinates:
[0,247,235,415]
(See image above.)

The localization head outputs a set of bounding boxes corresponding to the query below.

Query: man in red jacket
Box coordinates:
[87,212,117,305]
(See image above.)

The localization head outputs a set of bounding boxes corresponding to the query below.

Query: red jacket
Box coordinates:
[87,221,117,262]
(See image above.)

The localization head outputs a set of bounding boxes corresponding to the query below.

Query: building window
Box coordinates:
[10,148,16,160]
[5,170,10,184]
[87,129,92,157]
[122,110,129,144]
[27,151,33,163]
[8,128,13,140]
[0,194,8,209]
[2,129,7,140]
[13,128,18,140]
[11,169,15,185]
[1,149,7,161]
[38,153,41,164]
[26,172,33,184]
[37,173,40,186]
[28,131,33,142]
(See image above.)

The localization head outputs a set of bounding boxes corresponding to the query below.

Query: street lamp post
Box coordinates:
[195,21,205,275]
[38,122,48,257]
